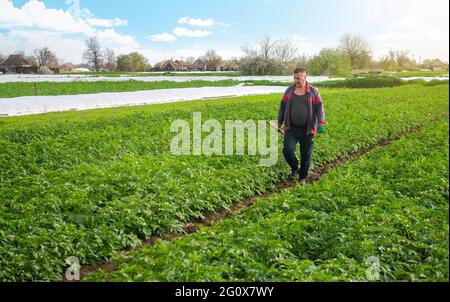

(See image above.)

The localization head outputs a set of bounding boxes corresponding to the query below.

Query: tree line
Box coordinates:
[1,33,448,75]
[238,33,446,76]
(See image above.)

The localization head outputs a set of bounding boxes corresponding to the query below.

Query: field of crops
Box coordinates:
[0,84,448,281]
[86,120,449,282]
[0,80,240,98]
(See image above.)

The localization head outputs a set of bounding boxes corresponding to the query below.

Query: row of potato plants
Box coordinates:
[87,121,449,282]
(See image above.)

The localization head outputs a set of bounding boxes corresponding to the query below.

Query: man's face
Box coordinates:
[294,72,307,87]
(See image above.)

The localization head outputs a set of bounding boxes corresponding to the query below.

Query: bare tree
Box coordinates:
[201,49,223,71]
[241,42,258,58]
[34,47,59,67]
[288,54,311,71]
[258,34,278,60]
[421,59,433,69]
[103,48,116,71]
[0,53,5,63]
[185,56,196,65]
[274,37,298,74]
[240,35,278,75]
[395,50,413,68]
[83,37,103,71]
[25,55,38,66]
[339,33,372,69]
[376,50,398,71]
[222,58,239,71]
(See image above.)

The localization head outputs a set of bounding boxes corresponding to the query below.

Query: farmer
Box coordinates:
[277,67,326,186]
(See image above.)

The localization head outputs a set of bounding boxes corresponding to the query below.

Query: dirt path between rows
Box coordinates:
[72,124,426,281]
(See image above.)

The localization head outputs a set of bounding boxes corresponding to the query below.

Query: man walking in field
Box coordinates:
[277,68,326,186]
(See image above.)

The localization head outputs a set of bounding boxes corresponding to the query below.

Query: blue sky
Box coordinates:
[1,0,448,64]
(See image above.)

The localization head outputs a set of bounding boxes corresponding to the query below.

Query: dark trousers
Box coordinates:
[283,126,315,179]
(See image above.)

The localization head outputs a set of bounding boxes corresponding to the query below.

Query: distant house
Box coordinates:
[429,59,448,71]
[60,63,76,72]
[174,60,188,71]
[50,67,65,74]
[0,54,38,73]
[154,59,204,72]
[160,60,177,71]
[207,65,222,72]
[187,59,207,71]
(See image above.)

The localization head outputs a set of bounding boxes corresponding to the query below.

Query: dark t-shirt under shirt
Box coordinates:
[290,93,308,128]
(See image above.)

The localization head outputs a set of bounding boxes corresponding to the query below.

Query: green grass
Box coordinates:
[2,76,448,99]
[86,121,449,282]
[244,78,449,89]
[0,84,448,281]
[0,80,241,98]
[243,77,403,88]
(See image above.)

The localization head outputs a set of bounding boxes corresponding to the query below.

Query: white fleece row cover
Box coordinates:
[0,85,288,117]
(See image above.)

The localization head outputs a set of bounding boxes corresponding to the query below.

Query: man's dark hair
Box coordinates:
[294,67,307,74]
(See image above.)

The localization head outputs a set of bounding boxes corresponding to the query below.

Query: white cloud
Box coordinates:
[86,17,128,28]
[96,29,140,49]
[0,0,240,65]
[0,0,140,63]
[137,44,242,65]
[0,30,85,63]
[366,0,449,61]
[0,0,93,34]
[148,33,177,43]
[178,17,215,27]
[173,27,212,38]
[64,2,128,28]
[0,0,131,35]
[149,17,234,43]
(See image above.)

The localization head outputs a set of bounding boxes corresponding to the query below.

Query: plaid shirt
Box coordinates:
[277,82,326,135]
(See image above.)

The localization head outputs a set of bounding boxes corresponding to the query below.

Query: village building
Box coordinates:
[0,54,38,74]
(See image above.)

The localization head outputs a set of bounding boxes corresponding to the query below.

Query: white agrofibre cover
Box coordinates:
[0,85,288,117]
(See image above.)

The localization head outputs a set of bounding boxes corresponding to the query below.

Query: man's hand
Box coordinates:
[318,125,326,134]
